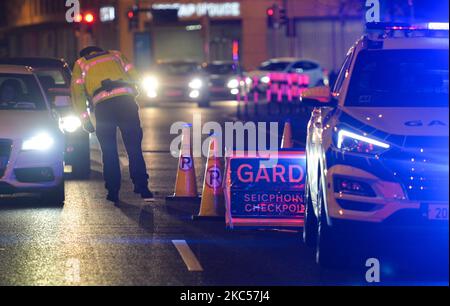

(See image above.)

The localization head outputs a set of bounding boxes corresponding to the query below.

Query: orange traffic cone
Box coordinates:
[166,124,200,203]
[193,135,225,220]
[281,120,293,149]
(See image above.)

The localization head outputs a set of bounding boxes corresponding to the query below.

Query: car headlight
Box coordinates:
[261,76,270,84]
[227,79,239,89]
[142,76,158,90]
[59,115,82,133]
[337,129,390,155]
[189,78,203,89]
[22,133,55,151]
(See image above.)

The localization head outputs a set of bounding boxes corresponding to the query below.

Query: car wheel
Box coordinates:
[303,176,318,247]
[41,180,65,206]
[72,136,91,179]
[198,99,210,108]
[315,178,347,268]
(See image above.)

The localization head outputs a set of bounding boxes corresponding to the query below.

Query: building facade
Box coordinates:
[0,0,378,71]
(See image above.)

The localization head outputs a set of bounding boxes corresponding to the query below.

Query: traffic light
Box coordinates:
[127,6,139,30]
[73,12,95,34]
[267,5,278,29]
[279,7,288,26]
[267,4,290,29]
[84,12,95,34]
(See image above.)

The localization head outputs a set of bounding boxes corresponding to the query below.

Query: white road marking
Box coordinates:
[172,240,203,272]
[65,258,81,284]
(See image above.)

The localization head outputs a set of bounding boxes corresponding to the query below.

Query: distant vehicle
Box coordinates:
[302,23,449,267]
[0,57,91,179]
[0,65,65,205]
[203,61,250,100]
[141,60,210,107]
[248,57,327,93]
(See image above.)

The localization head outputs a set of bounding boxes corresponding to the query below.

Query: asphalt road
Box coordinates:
[0,100,448,286]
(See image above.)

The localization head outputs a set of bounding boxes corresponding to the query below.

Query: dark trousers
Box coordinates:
[95,95,149,193]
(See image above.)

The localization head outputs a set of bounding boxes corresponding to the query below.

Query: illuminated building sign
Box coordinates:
[152,2,241,18]
[100,6,115,22]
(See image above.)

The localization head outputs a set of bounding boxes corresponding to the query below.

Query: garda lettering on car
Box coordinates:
[228,155,306,219]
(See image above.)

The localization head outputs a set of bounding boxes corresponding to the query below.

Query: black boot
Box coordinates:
[140,188,154,201]
[135,185,154,201]
[106,191,119,203]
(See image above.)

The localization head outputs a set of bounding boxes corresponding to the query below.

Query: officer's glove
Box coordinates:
[83,120,96,134]
[81,112,95,134]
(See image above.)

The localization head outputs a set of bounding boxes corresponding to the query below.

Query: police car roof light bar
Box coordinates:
[427,22,449,30]
[367,22,449,31]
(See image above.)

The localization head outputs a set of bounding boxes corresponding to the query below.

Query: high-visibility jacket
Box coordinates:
[71,50,139,116]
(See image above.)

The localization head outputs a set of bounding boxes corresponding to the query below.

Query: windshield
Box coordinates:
[35,69,68,89]
[346,49,449,107]
[156,62,201,76]
[259,61,290,71]
[204,63,236,75]
[0,73,47,110]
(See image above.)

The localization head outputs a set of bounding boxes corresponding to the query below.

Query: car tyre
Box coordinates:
[198,99,210,108]
[71,136,91,180]
[303,177,318,247]
[315,179,347,268]
[41,180,65,206]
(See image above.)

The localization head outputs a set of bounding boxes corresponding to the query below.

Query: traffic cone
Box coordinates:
[166,124,200,203]
[281,120,293,149]
[193,135,225,221]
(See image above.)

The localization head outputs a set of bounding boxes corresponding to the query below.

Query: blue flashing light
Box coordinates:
[367,22,449,31]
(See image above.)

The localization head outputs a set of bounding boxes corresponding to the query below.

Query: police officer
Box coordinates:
[71,46,154,203]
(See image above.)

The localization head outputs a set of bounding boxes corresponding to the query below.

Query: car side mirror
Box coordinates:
[53,95,71,108]
[300,86,337,107]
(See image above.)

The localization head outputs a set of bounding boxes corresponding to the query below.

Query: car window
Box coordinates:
[291,61,319,72]
[35,69,68,88]
[156,63,201,76]
[204,64,236,75]
[0,74,46,110]
[333,52,353,94]
[259,61,290,71]
[346,49,449,107]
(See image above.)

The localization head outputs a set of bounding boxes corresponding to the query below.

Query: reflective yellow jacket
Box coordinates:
[71,50,139,116]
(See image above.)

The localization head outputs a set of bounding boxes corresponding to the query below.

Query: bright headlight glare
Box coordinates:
[189,90,200,99]
[142,76,158,90]
[22,133,55,151]
[337,130,390,154]
[60,115,82,133]
[261,76,270,84]
[227,79,239,89]
[189,78,203,89]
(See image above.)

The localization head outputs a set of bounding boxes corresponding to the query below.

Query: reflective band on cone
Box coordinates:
[193,135,225,221]
[281,120,294,149]
[166,124,201,204]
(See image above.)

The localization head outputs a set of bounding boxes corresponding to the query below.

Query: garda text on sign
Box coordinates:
[225,151,306,228]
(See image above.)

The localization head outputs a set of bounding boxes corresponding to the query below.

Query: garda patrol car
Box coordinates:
[301,23,449,267]
[0,65,65,205]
